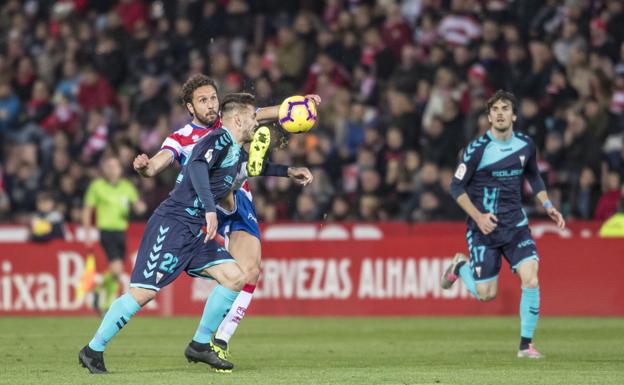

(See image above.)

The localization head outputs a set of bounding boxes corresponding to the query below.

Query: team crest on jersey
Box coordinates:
[204,149,213,162]
[455,163,467,180]
[519,155,526,167]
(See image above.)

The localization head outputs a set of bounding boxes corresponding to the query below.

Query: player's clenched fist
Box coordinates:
[133,154,150,175]
[476,212,498,235]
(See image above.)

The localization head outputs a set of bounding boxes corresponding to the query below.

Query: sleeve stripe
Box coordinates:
[161,146,180,162]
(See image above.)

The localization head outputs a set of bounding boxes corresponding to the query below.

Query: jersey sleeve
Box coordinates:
[449,140,483,200]
[524,141,546,195]
[160,135,183,163]
[186,132,232,213]
[261,161,289,177]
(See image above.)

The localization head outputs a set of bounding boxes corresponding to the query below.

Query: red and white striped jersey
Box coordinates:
[160,119,252,200]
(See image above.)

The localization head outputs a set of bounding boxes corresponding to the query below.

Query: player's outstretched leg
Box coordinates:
[247,126,271,177]
[516,260,543,358]
[78,290,146,374]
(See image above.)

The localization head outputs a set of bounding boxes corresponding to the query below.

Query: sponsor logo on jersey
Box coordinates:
[517,239,535,248]
[475,266,482,278]
[247,213,257,223]
[519,155,526,166]
[492,169,523,178]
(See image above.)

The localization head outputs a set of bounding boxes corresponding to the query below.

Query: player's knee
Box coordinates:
[477,287,497,302]
[219,266,246,291]
[129,287,156,306]
[479,293,496,301]
[522,277,539,289]
[479,293,496,302]
[243,264,261,285]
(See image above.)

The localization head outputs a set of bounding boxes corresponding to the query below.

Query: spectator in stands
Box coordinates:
[0,81,20,132]
[77,65,116,113]
[0,0,622,224]
[594,171,622,221]
[30,191,64,242]
[570,168,601,220]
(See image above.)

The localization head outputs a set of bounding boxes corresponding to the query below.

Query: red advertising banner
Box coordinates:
[0,222,622,316]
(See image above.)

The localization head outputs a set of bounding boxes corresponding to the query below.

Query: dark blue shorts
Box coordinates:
[465,226,539,283]
[217,189,261,240]
[130,214,235,292]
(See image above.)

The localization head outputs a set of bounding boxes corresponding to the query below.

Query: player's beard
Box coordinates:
[193,107,218,127]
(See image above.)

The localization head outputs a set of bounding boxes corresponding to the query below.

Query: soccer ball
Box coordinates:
[278,96,317,133]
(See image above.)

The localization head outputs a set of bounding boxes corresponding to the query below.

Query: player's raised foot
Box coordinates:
[78,345,108,374]
[185,341,234,372]
[247,126,271,177]
[517,343,544,359]
[441,252,468,289]
[212,338,230,360]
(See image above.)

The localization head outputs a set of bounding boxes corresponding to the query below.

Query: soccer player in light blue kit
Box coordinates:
[79,93,280,373]
[442,90,565,359]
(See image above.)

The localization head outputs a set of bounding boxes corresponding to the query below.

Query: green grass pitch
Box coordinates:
[1,316,623,385]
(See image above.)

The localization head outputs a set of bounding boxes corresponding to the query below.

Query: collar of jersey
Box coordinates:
[220,125,240,148]
[487,130,513,145]
[189,122,210,130]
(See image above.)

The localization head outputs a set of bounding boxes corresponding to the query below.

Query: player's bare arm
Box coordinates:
[82,204,95,247]
[133,151,174,178]
[256,94,321,123]
[456,193,498,235]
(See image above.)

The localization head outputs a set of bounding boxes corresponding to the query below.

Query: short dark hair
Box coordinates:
[220,93,256,115]
[486,90,518,114]
[181,74,218,105]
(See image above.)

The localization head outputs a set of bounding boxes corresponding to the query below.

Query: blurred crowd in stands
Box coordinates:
[1,0,623,230]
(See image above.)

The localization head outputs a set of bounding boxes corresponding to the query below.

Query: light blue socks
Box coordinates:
[89,293,141,352]
[459,263,479,299]
[193,285,240,344]
[520,286,540,338]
